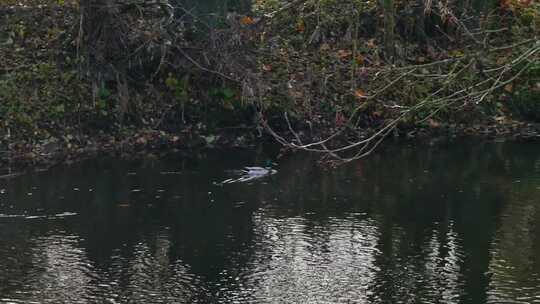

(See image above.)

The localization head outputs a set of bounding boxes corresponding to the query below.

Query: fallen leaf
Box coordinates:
[136,137,147,145]
[355,54,365,65]
[337,49,352,59]
[296,20,305,33]
[500,0,512,8]
[504,83,513,93]
[366,39,376,48]
[240,16,255,25]
[262,64,272,72]
[354,88,368,99]
[335,111,346,127]
[428,118,441,128]
[449,50,464,57]
[320,43,331,51]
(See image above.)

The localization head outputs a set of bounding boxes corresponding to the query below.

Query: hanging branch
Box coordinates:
[260,30,540,164]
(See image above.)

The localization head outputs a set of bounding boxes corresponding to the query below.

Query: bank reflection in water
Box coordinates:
[1,141,540,303]
[487,180,540,304]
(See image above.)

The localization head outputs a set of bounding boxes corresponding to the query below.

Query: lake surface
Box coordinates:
[1,141,540,303]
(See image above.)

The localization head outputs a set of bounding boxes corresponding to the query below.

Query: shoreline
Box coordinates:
[2,120,539,172]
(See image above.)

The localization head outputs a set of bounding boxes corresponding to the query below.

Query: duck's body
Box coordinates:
[221,164,277,184]
[242,166,276,175]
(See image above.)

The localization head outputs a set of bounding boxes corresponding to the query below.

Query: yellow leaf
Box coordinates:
[296,20,305,33]
[449,50,464,57]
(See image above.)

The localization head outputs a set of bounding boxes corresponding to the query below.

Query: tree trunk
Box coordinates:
[383,0,396,61]
[78,0,122,102]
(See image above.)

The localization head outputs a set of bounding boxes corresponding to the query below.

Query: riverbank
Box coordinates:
[3,118,540,170]
[1,0,539,168]
[0,128,262,170]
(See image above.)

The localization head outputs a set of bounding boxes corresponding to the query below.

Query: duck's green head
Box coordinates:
[265,159,275,167]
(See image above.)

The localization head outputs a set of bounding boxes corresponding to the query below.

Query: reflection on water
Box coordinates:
[488,185,540,304]
[236,215,380,303]
[1,141,540,303]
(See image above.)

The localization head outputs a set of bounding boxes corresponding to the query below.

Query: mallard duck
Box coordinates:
[241,166,277,175]
[221,161,277,184]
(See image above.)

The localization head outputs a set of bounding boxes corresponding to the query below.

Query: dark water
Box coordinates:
[1,141,540,304]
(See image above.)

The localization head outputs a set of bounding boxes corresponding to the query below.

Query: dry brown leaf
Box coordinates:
[337,49,352,59]
[240,16,255,25]
[354,88,368,99]
[428,118,441,128]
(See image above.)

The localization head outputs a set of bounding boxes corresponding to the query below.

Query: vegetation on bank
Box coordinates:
[1,0,539,166]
